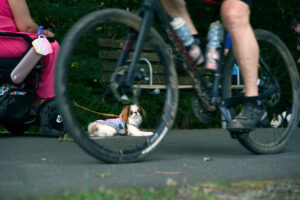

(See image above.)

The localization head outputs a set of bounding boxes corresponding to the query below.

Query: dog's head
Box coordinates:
[120,104,146,127]
[270,113,282,128]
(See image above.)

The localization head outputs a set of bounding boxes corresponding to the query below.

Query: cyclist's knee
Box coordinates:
[221,0,250,29]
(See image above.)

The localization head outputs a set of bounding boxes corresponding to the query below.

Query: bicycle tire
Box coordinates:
[55,9,178,163]
[222,29,300,154]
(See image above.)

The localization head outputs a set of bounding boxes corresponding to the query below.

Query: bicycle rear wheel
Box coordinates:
[222,29,300,154]
[55,9,178,163]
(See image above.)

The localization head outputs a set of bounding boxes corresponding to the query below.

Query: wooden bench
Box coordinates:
[97,38,244,90]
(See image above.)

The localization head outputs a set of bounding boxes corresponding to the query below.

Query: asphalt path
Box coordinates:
[0,128,300,199]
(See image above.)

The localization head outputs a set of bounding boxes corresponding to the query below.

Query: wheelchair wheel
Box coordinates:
[222,29,300,154]
[55,9,178,163]
[39,100,66,137]
[0,89,35,134]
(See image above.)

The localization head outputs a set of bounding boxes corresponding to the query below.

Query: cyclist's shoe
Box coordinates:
[227,103,267,132]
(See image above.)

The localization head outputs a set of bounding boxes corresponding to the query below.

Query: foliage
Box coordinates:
[14,178,300,200]
[25,0,299,129]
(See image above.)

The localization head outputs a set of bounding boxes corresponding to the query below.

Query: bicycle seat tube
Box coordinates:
[124,0,156,86]
[210,49,224,106]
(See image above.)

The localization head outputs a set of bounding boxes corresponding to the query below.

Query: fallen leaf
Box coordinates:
[166,178,177,187]
[204,157,212,161]
[96,173,111,178]
[154,171,183,175]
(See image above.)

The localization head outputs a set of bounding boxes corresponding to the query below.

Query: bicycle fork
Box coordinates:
[112,5,155,103]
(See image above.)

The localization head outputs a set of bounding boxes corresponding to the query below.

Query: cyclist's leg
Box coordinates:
[221,0,258,97]
[159,0,198,35]
[221,0,266,131]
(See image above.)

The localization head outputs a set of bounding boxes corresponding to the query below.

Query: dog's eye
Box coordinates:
[130,111,139,115]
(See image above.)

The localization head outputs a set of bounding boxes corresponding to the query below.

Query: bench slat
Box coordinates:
[97,38,159,51]
[100,61,165,74]
[99,50,160,62]
[101,74,194,85]
[133,85,193,89]
[100,61,212,75]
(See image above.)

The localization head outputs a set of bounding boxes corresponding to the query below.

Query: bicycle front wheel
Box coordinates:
[55,9,178,163]
[222,29,300,154]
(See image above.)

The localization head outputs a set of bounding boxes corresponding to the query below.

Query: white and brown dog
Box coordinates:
[270,111,291,128]
[88,104,153,137]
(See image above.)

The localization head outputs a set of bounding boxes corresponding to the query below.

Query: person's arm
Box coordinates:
[7,0,54,37]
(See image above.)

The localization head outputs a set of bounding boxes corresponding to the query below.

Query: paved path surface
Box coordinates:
[1,129,300,199]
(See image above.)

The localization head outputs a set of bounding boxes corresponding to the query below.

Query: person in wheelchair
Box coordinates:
[0,0,63,136]
[0,0,59,106]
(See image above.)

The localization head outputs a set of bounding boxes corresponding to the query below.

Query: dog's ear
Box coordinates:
[120,106,129,123]
[138,105,146,118]
[90,123,98,133]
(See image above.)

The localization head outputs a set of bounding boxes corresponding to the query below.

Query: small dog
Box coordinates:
[270,111,291,128]
[88,104,153,137]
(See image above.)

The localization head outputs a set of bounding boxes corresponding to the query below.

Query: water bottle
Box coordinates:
[10,26,44,84]
[10,48,42,84]
[204,20,224,71]
[171,17,204,65]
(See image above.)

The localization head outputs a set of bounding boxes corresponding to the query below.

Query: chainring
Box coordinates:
[192,94,216,123]
[110,65,141,104]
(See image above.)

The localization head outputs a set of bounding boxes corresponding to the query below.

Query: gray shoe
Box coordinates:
[227,103,267,132]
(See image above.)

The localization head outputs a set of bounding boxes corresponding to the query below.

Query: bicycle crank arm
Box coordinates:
[219,105,232,123]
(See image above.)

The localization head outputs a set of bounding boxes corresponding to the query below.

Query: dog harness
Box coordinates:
[96,118,127,136]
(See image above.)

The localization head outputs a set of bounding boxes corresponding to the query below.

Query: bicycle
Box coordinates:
[55,0,300,163]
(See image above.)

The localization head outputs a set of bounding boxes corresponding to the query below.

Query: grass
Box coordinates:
[5,178,300,200]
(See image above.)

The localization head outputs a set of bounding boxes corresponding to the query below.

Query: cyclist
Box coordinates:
[160,0,267,132]
[290,15,300,64]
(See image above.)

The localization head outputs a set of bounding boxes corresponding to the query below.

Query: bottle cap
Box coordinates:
[171,17,185,29]
[38,26,44,35]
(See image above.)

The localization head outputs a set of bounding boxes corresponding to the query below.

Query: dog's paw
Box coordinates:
[143,131,154,136]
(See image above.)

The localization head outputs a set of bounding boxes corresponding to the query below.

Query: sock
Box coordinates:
[244,96,263,108]
[192,34,201,40]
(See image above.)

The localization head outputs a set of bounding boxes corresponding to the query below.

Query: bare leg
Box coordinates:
[223,0,267,131]
[221,0,259,97]
[159,0,198,35]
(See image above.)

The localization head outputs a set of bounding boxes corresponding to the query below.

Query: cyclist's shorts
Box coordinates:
[241,0,252,9]
[190,0,253,9]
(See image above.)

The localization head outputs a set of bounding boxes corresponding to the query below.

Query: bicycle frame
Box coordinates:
[115,0,279,123]
[116,0,223,100]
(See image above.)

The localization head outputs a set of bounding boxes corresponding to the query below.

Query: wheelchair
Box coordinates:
[0,32,65,137]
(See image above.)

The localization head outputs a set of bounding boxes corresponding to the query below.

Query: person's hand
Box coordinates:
[42,29,55,37]
[297,57,300,63]
[47,31,55,37]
